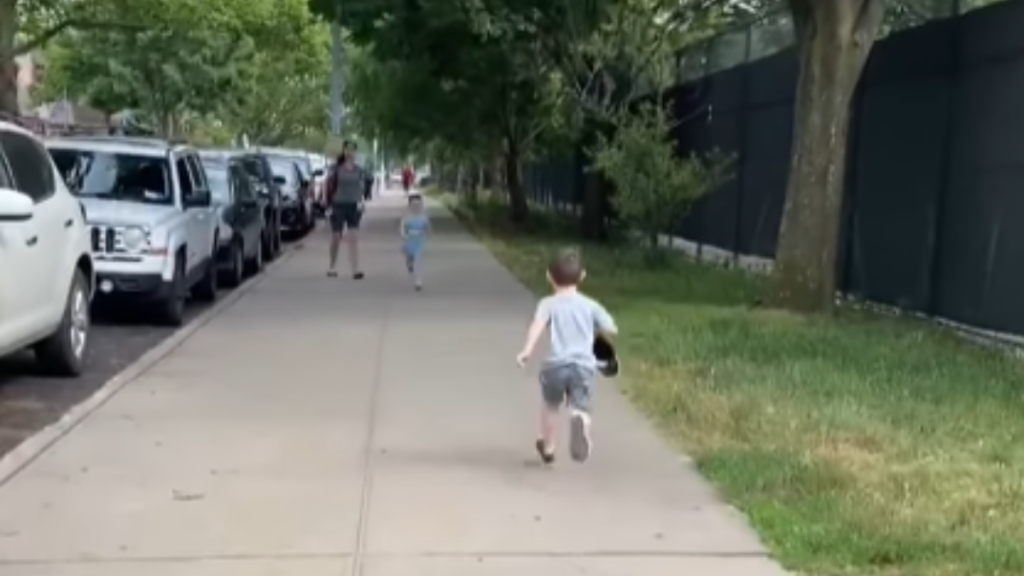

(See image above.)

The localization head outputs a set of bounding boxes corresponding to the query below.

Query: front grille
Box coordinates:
[89,225,126,254]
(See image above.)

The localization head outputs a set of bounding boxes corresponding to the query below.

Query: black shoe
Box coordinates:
[353,272,365,280]
[327,270,338,278]
[535,439,555,464]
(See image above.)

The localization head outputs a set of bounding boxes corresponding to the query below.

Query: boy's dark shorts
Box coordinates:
[540,364,595,412]
[330,202,362,232]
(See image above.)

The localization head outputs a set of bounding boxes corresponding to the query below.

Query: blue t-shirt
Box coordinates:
[534,292,617,371]
[402,213,430,250]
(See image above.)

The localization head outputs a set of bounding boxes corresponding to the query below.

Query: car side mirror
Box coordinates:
[0,188,34,222]
[272,175,287,186]
[185,190,212,208]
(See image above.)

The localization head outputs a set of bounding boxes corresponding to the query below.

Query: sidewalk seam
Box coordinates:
[348,302,390,576]
[0,249,296,489]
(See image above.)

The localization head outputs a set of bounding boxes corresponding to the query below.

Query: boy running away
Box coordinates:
[516,249,617,464]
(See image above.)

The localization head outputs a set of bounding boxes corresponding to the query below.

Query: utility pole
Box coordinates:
[329,5,344,136]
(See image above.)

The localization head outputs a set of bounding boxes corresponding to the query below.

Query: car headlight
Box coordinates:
[122,226,148,252]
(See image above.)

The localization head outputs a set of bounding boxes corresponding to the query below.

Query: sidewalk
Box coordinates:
[0,192,788,576]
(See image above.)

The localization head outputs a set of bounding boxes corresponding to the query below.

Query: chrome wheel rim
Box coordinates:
[69,286,89,359]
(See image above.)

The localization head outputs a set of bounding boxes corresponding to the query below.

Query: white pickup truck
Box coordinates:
[46,137,221,326]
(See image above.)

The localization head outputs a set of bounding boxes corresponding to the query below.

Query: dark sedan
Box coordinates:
[201,149,283,261]
[200,155,266,287]
[264,153,316,237]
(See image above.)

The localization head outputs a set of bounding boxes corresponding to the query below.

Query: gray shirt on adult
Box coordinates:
[332,164,365,204]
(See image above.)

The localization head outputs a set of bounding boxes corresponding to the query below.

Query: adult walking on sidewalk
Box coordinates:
[402,164,415,195]
[325,142,365,279]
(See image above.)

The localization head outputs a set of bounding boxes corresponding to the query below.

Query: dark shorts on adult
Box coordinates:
[330,202,362,233]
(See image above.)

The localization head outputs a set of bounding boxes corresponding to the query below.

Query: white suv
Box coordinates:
[45,137,220,326]
[0,121,95,376]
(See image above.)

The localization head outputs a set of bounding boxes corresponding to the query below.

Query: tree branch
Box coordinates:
[14,19,143,55]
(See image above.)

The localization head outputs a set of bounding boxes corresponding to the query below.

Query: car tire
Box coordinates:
[272,224,283,256]
[245,237,263,277]
[157,260,186,327]
[34,269,90,377]
[262,229,276,262]
[193,252,219,302]
[223,240,244,288]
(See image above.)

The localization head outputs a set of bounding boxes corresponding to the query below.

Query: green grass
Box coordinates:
[443,192,1024,576]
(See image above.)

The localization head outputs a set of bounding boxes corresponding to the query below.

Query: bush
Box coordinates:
[591,102,732,256]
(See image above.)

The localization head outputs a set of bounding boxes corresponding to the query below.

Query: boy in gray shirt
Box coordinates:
[516,249,618,463]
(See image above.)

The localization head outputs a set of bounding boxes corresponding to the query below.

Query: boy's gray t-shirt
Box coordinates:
[534,292,617,371]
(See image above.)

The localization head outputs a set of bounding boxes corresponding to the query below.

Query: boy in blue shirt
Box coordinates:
[516,249,618,463]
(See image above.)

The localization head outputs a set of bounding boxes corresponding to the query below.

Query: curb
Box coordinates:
[0,246,297,489]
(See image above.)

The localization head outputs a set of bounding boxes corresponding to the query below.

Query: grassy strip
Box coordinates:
[442,192,1024,576]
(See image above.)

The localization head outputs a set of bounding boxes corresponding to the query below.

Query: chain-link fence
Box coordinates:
[679,0,1005,84]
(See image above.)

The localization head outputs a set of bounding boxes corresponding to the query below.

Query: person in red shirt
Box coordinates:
[401,165,415,194]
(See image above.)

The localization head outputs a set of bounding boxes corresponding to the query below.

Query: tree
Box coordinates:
[40,0,254,136]
[592,102,731,258]
[314,0,562,222]
[0,0,141,114]
[217,0,331,144]
[769,0,886,313]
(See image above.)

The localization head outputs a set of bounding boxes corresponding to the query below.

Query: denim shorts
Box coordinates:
[539,364,595,412]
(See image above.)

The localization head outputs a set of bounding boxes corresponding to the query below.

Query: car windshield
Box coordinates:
[293,155,313,178]
[266,156,298,187]
[49,148,172,205]
[200,160,231,205]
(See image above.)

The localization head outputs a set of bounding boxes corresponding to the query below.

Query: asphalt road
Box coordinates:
[0,221,318,461]
[0,302,210,458]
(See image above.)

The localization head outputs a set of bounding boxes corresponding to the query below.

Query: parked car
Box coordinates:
[47,136,220,326]
[201,149,282,261]
[198,153,266,287]
[0,121,95,375]
[259,151,315,237]
[309,153,328,207]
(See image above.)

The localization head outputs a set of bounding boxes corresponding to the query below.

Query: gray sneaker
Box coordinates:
[569,410,592,462]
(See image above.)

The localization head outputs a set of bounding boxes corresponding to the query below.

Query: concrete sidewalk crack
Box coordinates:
[348,303,390,576]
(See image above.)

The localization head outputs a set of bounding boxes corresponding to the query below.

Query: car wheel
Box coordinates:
[193,251,219,303]
[34,269,90,377]
[158,260,186,327]
[262,229,276,262]
[274,224,284,252]
[223,240,244,288]
[245,236,263,276]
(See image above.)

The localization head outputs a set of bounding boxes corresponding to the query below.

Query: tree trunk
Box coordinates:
[0,0,19,115]
[772,0,883,313]
[579,119,608,240]
[505,141,528,223]
[160,112,176,138]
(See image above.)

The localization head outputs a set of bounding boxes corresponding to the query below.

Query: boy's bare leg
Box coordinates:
[536,406,559,462]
